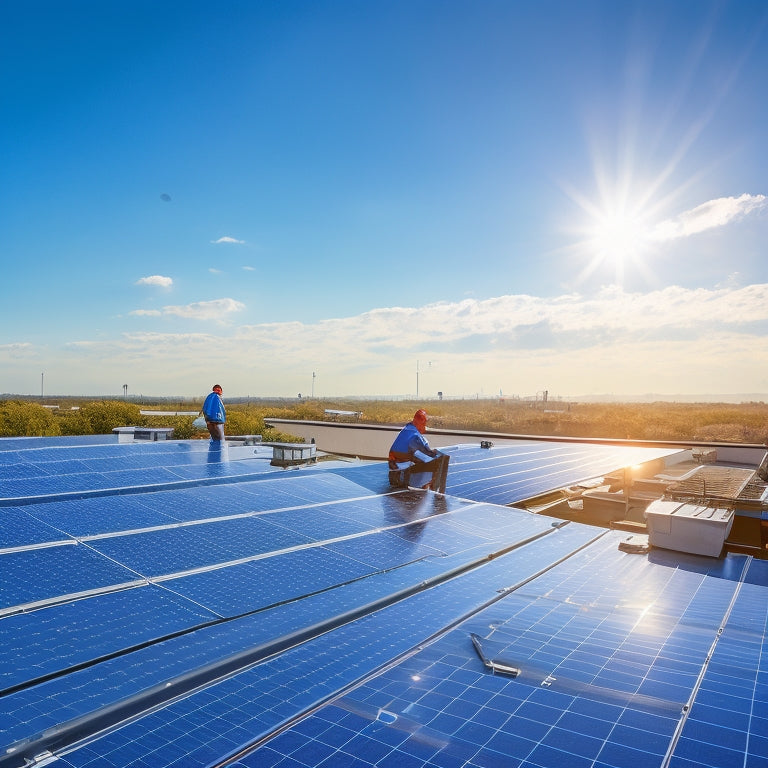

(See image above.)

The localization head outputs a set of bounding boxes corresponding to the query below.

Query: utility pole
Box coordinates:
[311,372,316,398]
[416,360,431,399]
[41,372,44,400]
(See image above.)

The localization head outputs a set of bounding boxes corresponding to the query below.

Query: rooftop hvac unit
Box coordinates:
[645,499,734,557]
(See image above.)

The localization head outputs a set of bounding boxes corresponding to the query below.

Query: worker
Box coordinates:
[202,384,226,441]
[388,409,450,493]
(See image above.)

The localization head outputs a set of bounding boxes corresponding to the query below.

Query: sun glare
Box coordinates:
[591,209,648,263]
[562,178,664,289]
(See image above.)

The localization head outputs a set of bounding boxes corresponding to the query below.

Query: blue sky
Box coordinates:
[2,0,768,399]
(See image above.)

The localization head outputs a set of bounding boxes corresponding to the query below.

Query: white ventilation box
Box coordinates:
[645,500,734,557]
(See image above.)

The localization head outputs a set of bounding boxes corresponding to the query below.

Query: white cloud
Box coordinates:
[212,236,245,244]
[135,275,173,288]
[129,299,245,322]
[242,266,255,271]
[0,342,36,359]
[209,268,223,274]
[650,193,767,241]
[225,284,768,361]
[15,285,768,398]
[169,298,246,321]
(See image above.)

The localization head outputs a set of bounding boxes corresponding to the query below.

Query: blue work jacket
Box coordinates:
[202,392,226,423]
[388,422,435,467]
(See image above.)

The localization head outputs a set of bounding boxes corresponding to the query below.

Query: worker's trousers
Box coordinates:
[389,453,450,493]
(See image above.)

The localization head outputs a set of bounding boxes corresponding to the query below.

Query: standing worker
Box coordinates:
[202,384,226,441]
[388,409,450,493]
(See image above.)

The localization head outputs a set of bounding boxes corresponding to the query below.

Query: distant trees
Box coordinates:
[0,401,61,437]
[0,399,300,442]
[60,401,144,435]
[0,400,146,438]
[3,397,767,444]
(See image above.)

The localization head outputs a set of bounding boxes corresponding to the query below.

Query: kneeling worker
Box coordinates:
[388,409,449,493]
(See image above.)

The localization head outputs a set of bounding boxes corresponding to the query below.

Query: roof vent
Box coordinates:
[270,442,317,467]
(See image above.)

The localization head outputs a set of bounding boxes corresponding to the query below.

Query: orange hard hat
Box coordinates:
[413,409,428,423]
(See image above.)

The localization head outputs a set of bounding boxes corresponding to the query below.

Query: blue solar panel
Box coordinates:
[167,548,376,616]
[2,434,766,768]
[23,494,173,536]
[0,544,139,611]
[0,585,216,693]
[0,508,70,548]
[32,518,597,768]
[442,442,678,504]
[0,435,118,452]
[203,542,762,768]
[0,441,284,504]
[671,557,768,768]
[85,518,311,577]
[0,497,571,755]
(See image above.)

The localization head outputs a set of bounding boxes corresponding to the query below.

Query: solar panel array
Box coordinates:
[0,440,279,505]
[1,435,765,768]
[439,441,677,504]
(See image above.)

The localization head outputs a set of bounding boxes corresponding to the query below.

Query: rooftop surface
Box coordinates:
[0,436,765,768]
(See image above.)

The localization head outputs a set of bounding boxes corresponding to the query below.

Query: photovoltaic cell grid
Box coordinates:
[1,481,462,613]
[0,435,118,452]
[670,570,768,768]
[47,533,768,768]
[441,441,679,505]
[212,542,767,768]
[0,440,283,504]
[0,498,562,758]
[44,522,601,768]
[1,435,766,768]
[0,586,217,692]
[2,435,565,759]
[0,438,679,509]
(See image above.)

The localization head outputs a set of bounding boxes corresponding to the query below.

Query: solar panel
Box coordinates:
[17,516,597,767]
[0,435,118,452]
[0,585,216,693]
[0,507,70,548]
[441,442,679,504]
[0,544,139,612]
[23,494,175,537]
[1,434,766,768]
[166,548,375,617]
[0,442,282,505]
[85,516,314,577]
[206,541,764,768]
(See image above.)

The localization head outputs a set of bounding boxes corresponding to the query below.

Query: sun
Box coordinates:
[584,204,654,283]
[562,179,663,288]
[590,208,649,263]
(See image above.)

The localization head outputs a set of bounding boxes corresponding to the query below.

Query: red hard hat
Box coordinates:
[413,409,427,423]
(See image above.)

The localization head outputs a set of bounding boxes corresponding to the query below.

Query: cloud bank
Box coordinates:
[17,283,768,397]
